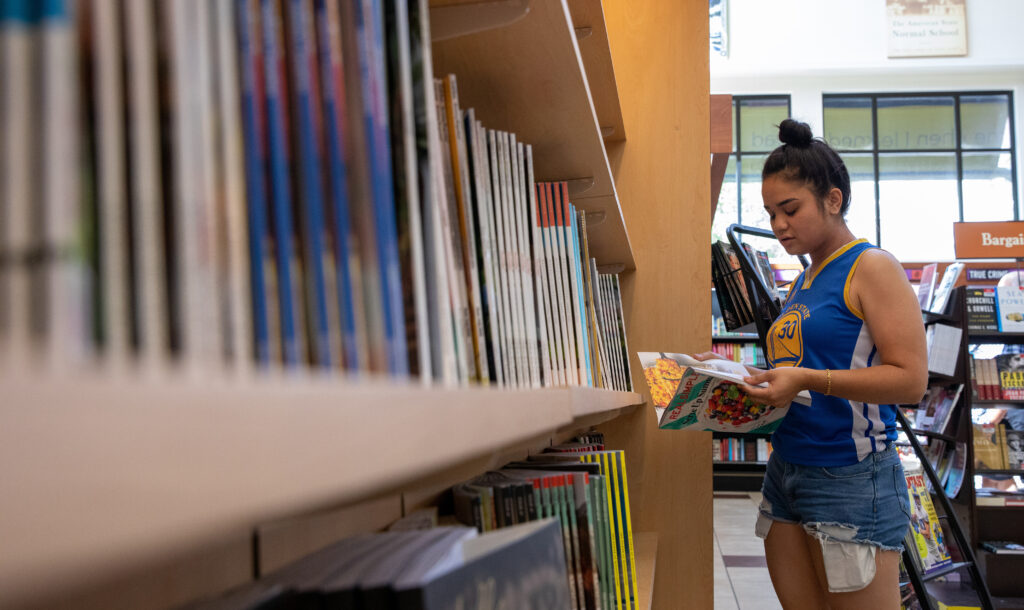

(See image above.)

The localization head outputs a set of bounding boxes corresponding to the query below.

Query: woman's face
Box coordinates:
[761,175,837,256]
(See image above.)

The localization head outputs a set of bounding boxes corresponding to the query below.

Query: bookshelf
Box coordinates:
[0,0,714,608]
[967,325,1024,601]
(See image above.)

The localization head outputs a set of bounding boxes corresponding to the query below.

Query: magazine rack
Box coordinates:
[724,224,807,358]
[897,407,995,610]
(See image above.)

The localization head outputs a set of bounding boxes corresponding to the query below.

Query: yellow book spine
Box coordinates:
[587,453,623,610]
[606,452,630,610]
[617,451,640,609]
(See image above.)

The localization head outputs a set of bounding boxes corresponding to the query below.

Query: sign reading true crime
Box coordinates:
[954,222,1024,259]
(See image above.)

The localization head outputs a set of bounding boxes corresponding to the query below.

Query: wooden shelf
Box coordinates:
[0,371,642,605]
[430,0,634,270]
[712,334,759,342]
[566,0,625,142]
[634,532,658,610]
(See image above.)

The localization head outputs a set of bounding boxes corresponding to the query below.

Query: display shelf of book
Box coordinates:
[970,331,1024,342]
[431,0,634,270]
[712,461,768,469]
[975,469,1024,477]
[923,311,959,325]
[973,399,1024,406]
[0,371,642,605]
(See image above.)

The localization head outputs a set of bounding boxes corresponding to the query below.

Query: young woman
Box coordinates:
[699,119,928,609]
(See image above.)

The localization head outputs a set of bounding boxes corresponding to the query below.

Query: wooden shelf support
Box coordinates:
[429,0,531,42]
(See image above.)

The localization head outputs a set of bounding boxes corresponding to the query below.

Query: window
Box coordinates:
[823,92,1018,261]
[711,95,791,259]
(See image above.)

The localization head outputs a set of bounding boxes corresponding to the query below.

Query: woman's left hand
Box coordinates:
[741,367,809,408]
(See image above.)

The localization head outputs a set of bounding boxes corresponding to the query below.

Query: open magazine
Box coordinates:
[638,352,811,434]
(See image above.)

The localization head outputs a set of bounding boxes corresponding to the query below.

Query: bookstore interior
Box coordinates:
[1,0,1023,609]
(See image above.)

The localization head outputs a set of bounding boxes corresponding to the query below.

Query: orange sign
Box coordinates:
[953,221,1024,259]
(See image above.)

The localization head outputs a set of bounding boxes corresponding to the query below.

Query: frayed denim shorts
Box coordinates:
[757,444,911,553]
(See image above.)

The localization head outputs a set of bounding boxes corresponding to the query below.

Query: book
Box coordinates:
[973,421,1006,470]
[904,466,953,576]
[929,262,964,315]
[926,323,962,377]
[943,441,967,498]
[996,285,1024,332]
[994,353,1024,400]
[965,287,998,332]
[917,263,938,311]
[1005,429,1024,469]
[980,540,1024,555]
[638,351,811,434]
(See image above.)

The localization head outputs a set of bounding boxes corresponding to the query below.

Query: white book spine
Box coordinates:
[499,132,526,387]
[214,0,253,373]
[395,0,431,384]
[510,139,540,388]
[487,129,514,387]
[563,198,587,385]
[470,116,502,386]
[95,0,130,363]
[551,184,578,385]
[125,0,169,368]
[524,146,552,387]
[41,1,88,366]
[541,184,569,386]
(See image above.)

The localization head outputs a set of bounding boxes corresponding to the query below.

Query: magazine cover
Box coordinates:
[904,467,953,576]
[638,352,810,434]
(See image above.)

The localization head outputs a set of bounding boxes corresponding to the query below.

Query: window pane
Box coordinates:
[738,98,788,152]
[843,154,878,244]
[877,96,955,150]
[739,154,769,229]
[823,97,874,151]
[712,156,739,244]
[963,152,1015,221]
[960,94,1012,149]
[878,153,957,260]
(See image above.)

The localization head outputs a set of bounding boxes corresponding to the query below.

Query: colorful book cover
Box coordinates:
[904,467,953,576]
[353,0,407,375]
[315,0,363,370]
[929,262,964,316]
[639,351,810,433]
[965,287,998,332]
[995,285,1024,333]
[286,0,334,368]
[261,0,302,366]
[917,262,938,311]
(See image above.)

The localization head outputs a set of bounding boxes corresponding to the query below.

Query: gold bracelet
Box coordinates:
[825,369,832,396]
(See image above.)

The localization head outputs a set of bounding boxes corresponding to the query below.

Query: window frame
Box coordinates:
[729,94,793,226]
[822,91,1019,249]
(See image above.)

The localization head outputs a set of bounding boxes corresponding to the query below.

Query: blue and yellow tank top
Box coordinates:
[766,239,896,466]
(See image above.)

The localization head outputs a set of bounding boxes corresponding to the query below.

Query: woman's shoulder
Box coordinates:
[854,246,904,278]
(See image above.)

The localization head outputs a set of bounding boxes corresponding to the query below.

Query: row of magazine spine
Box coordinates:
[0,0,632,389]
[451,439,640,610]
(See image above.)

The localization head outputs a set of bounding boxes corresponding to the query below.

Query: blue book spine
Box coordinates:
[353,0,407,375]
[569,205,592,386]
[287,0,331,368]
[236,0,271,366]
[314,0,359,370]
[261,0,300,366]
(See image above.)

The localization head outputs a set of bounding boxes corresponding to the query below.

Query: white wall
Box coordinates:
[710,0,1024,257]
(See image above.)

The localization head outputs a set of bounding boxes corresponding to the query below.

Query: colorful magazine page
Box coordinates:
[904,466,953,576]
[638,352,810,434]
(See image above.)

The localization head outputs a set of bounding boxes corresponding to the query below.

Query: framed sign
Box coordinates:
[886,0,967,58]
[953,221,1024,259]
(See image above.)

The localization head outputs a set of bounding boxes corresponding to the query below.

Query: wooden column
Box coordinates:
[599,1,713,608]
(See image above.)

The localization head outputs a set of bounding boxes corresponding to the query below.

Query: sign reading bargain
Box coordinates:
[954,222,1024,259]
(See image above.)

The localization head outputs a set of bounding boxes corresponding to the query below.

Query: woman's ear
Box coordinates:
[825,187,843,215]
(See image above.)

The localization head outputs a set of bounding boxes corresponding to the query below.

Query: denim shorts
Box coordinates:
[757,444,911,552]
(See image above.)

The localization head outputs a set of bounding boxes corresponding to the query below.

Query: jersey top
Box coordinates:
[765,239,896,466]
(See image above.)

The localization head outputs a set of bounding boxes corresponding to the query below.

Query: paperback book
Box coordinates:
[638,352,811,434]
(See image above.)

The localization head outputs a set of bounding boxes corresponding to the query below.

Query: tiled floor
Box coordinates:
[713,492,783,610]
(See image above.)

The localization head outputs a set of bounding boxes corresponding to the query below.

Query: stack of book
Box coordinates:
[711,241,779,331]
[0,0,631,389]
[181,518,571,609]
[969,355,1024,400]
[451,440,639,610]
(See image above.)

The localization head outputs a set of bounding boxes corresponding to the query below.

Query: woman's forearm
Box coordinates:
[799,363,928,406]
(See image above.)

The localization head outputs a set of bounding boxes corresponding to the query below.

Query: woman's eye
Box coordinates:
[785,210,796,217]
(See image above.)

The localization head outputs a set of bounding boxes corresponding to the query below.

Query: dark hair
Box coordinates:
[762,118,851,216]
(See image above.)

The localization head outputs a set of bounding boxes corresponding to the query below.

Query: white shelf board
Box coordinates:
[0,371,642,604]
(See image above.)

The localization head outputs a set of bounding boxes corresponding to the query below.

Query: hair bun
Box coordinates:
[778,118,813,148]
